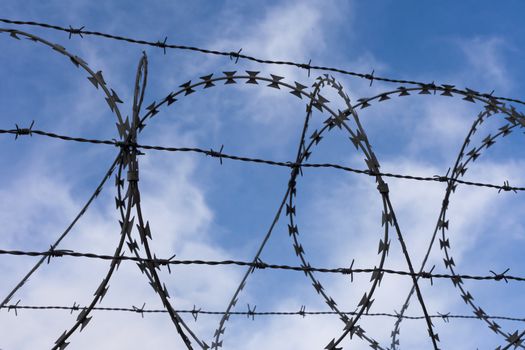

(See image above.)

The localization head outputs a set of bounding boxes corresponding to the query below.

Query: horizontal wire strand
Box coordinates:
[0,248,522,282]
[1,128,524,192]
[1,304,525,323]
[0,18,524,106]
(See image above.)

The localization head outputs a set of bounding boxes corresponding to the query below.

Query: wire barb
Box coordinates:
[191,305,201,321]
[246,304,256,320]
[229,48,242,64]
[70,302,80,314]
[46,246,74,264]
[14,120,34,140]
[67,25,84,39]
[132,303,146,318]
[7,299,21,316]
[365,69,375,87]
[499,180,517,194]
[155,36,168,54]
[490,268,511,283]
[420,265,436,286]
[299,59,312,77]
[207,144,225,164]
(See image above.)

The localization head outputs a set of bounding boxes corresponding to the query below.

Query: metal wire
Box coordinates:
[1,248,523,282]
[3,304,525,324]
[1,26,525,350]
[2,128,524,192]
[0,17,524,107]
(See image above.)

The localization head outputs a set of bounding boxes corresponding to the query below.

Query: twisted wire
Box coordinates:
[2,304,525,323]
[1,26,525,349]
[0,17,524,107]
[2,248,524,282]
[2,128,524,192]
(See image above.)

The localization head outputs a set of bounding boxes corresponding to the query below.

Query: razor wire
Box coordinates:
[0,26,524,350]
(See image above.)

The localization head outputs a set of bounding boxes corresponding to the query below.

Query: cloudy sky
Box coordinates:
[1,1,525,349]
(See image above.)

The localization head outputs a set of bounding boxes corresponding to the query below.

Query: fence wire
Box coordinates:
[0,23,524,350]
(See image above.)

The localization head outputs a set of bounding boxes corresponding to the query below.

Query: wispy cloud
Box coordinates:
[457,36,513,92]
[1,1,525,349]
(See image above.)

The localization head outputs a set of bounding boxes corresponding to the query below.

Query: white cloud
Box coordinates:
[2,1,525,349]
[458,36,513,93]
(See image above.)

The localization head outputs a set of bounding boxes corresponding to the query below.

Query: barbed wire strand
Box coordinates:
[0,248,522,282]
[2,304,525,323]
[1,26,525,349]
[0,18,524,107]
[2,128,524,192]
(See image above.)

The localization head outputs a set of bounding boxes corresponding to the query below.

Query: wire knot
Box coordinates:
[490,268,510,283]
[499,180,517,193]
[298,305,306,317]
[67,25,85,39]
[393,309,402,319]
[8,299,21,316]
[155,36,168,54]
[299,59,312,77]
[365,69,375,87]
[159,254,176,274]
[437,312,450,323]
[246,304,256,320]
[132,302,146,318]
[420,265,435,285]
[434,168,451,183]
[342,259,355,282]
[191,305,201,321]
[46,246,73,264]
[429,81,437,94]
[207,144,224,164]
[71,302,80,314]
[14,120,34,140]
[433,175,449,182]
[229,48,242,64]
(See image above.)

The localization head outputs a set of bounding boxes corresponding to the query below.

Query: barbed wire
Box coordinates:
[0,17,524,108]
[0,248,523,282]
[1,26,524,349]
[2,127,524,192]
[2,303,525,324]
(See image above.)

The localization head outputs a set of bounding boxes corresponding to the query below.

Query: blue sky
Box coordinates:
[1,1,525,349]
